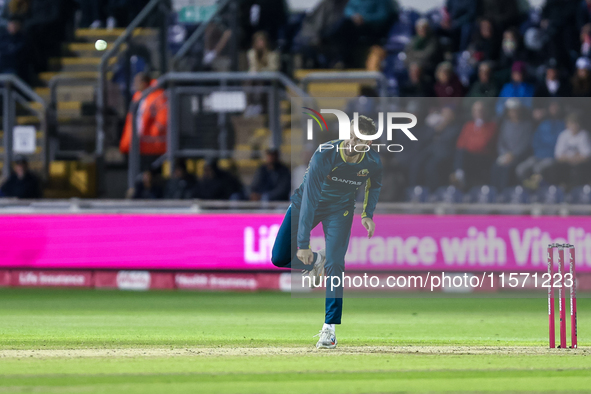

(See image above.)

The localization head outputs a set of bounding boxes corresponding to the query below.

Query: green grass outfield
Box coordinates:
[0,288,590,393]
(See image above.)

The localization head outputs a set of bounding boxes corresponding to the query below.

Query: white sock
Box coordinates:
[322,323,335,332]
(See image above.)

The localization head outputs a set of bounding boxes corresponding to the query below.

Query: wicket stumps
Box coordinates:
[547,243,578,349]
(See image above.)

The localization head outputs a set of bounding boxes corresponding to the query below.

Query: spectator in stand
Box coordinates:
[490,99,534,191]
[496,28,526,84]
[400,62,433,97]
[468,18,500,62]
[250,148,291,201]
[540,0,579,68]
[119,72,167,170]
[0,0,29,27]
[496,61,534,116]
[578,0,591,30]
[451,101,498,189]
[23,0,72,74]
[463,62,499,111]
[571,57,591,97]
[293,0,349,68]
[442,0,477,51]
[0,155,42,198]
[130,169,163,199]
[81,0,149,29]
[344,86,379,123]
[164,160,197,200]
[534,59,570,98]
[479,0,522,32]
[247,31,279,73]
[516,101,564,186]
[408,106,461,190]
[325,0,398,67]
[245,31,279,116]
[239,0,288,50]
[0,0,30,81]
[433,61,465,99]
[545,111,591,188]
[404,18,441,74]
[198,158,244,200]
[0,17,26,80]
[579,23,591,58]
[203,18,233,72]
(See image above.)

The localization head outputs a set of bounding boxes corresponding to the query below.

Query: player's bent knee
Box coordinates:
[271,247,290,267]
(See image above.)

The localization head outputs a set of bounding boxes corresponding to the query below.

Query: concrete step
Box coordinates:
[308,83,360,97]
[75,28,156,43]
[16,113,95,123]
[35,85,96,103]
[31,101,82,117]
[49,57,99,72]
[50,57,118,72]
[294,68,365,80]
[64,43,114,57]
[0,130,44,140]
[39,71,100,83]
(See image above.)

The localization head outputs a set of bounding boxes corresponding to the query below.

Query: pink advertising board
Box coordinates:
[1,214,591,272]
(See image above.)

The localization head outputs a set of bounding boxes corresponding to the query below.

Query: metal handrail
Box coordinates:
[135,71,309,100]
[300,71,389,97]
[0,74,46,104]
[170,0,234,70]
[0,199,589,216]
[128,71,310,188]
[0,74,47,179]
[96,0,169,156]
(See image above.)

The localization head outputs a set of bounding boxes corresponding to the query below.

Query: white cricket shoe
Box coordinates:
[303,248,325,288]
[315,328,337,349]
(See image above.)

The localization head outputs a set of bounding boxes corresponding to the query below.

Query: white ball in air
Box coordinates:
[95,40,107,51]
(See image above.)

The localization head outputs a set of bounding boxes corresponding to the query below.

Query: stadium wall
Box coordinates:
[2,214,591,272]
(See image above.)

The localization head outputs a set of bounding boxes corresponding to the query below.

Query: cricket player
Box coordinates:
[271,115,383,349]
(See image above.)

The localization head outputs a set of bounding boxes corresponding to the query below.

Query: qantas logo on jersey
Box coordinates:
[328,175,363,186]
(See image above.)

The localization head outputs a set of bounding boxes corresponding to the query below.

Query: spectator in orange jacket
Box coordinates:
[119,72,168,167]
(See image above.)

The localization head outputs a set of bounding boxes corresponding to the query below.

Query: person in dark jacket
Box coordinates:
[400,62,434,97]
[198,158,244,200]
[131,169,163,199]
[516,101,564,184]
[490,99,534,191]
[0,155,42,198]
[496,28,527,84]
[534,59,570,98]
[408,106,462,190]
[479,0,522,32]
[250,148,291,201]
[571,57,591,97]
[468,18,500,62]
[23,0,72,73]
[442,0,477,51]
[0,18,26,80]
[578,0,591,31]
[433,61,465,99]
[540,0,579,69]
[404,18,441,73]
[463,62,500,112]
[164,160,197,200]
[324,0,398,66]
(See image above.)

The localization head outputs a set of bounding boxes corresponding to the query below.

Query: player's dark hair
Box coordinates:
[353,115,376,135]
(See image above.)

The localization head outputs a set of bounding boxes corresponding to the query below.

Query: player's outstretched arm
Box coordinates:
[361,156,383,238]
